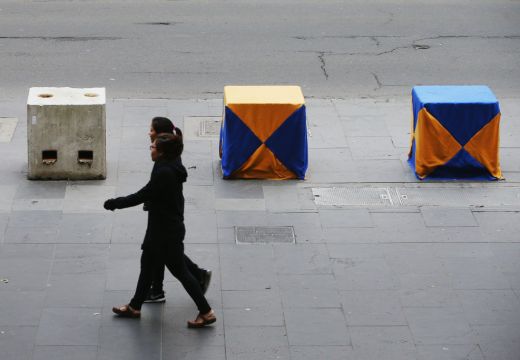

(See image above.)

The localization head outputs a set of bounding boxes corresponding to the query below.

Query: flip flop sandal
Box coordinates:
[187,310,216,328]
[112,304,141,318]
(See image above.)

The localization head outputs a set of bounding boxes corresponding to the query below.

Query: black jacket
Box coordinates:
[112,158,187,249]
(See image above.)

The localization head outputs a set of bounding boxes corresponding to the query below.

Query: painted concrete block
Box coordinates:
[27,87,106,180]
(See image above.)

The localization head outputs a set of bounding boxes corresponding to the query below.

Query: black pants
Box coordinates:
[129,241,211,313]
[150,254,204,293]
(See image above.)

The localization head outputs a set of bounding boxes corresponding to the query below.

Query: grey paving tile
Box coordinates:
[45,274,105,308]
[97,324,160,360]
[0,185,17,212]
[63,185,116,213]
[400,288,461,308]
[277,274,338,291]
[328,243,385,259]
[162,345,226,360]
[110,211,147,244]
[217,227,235,244]
[333,258,400,290]
[121,105,169,127]
[33,346,97,360]
[36,307,101,346]
[321,227,381,243]
[421,207,478,227]
[456,290,520,326]
[0,326,37,360]
[4,226,60,244]
[263,184,301,212]
[372,211,426,229]
[184,184,215,211]
[281,288,341,309]
[353,159,411,182]
[0,256,52,290]
[473,324,520,360]
[427,227,488,243]
[307,112,347,149]
[341,116,390,137]
[289,345,354,360]
[404,307,476,345]
[348,136,399,160]
[14,181,67,200]
[52,244,109,276]
[224,307,284,327]
[163,306,224,346]
[58,213,113,244]
[184,211,217,244]
[490,243,520,289]
[416,344,484,360]
[8,210,62,228]
[383,244,452,289]
[0,291,46,325]
[222,289,282,309]
[341,290,407,326]
[285,308,350,346]
[443,257,511,290]
[473,211,520,239]
[350,326,417,360]
[308,148,354,173]
[225,326,290,360]
[214,179,264,199]
[319,209,374,228]
[273,244,331,275]
[119,125,149,150]
[216,211,268,227]
[106,244,141,291]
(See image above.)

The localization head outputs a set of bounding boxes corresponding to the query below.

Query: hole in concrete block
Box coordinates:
[78,150,94,164]
[38,93,54,98]
[84,93,98,97]
[42,150,57,165]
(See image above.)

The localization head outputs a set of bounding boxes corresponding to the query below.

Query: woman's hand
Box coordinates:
[104,199,118,211]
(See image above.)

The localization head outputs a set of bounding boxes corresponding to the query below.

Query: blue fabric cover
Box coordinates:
[220,107,262,178]
[428,148,495,180]
[412,86,500,145]
[265,105,308,179]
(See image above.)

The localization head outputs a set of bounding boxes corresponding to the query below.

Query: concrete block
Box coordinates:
[27,87,106,180]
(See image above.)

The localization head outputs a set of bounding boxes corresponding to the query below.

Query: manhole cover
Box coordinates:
[183,116,221,140]
[0,118,18,143]
[312,187,398,206]
[199,118,221,137]
[235,226,295,244]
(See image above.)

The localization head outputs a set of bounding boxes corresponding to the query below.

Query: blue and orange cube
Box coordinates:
[408,86,502,180]
[220,86,308,179]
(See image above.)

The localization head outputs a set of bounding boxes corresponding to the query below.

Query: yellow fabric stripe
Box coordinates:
[230,144,297,179]
[224,86,305,105]
[415,108,462,179]
[227,103,302,142]
[464,113,503,179]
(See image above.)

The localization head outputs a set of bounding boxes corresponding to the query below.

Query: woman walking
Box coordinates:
[144,117,211,303]
[104,131,215,327]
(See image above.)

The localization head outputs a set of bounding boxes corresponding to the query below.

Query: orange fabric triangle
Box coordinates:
[227,103,302,142]
[464,113,503,179]
[230,144,297,179]
[415,108,462,179]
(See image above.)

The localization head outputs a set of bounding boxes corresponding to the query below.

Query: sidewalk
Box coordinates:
[1,97,519,360]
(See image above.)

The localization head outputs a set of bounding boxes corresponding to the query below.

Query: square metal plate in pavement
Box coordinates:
[235,226,296,244]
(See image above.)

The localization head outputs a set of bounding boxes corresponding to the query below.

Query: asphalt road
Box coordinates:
[0,0,519,100]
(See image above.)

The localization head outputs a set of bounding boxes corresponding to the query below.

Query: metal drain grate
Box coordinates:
[313,187,398,206]
[199,118,221,137]
[235,226,295,244]
[312,186,520,207]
